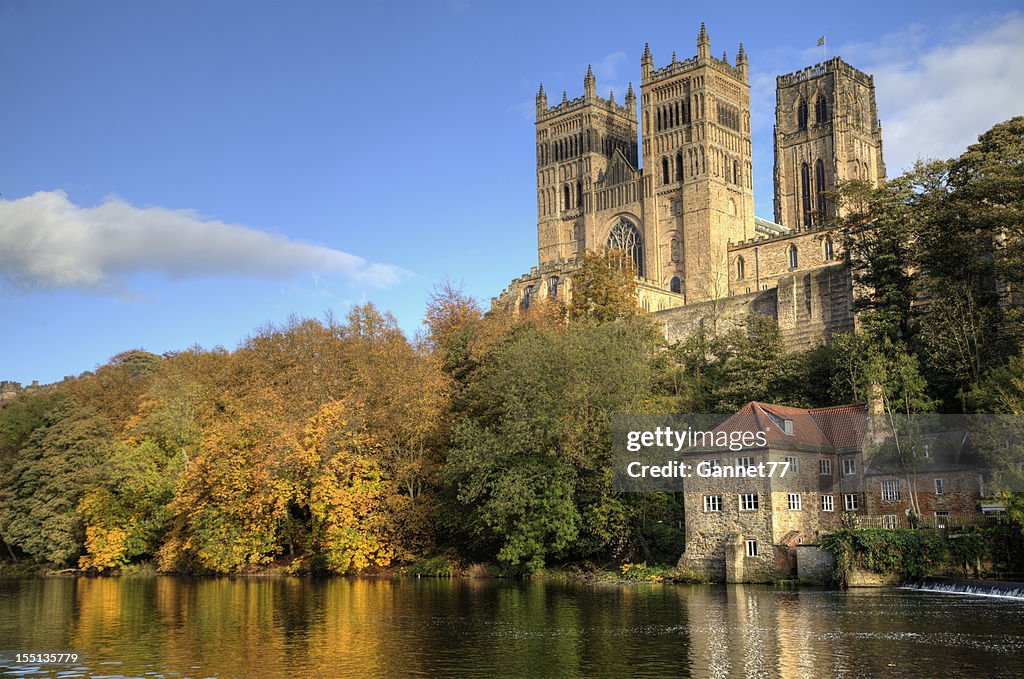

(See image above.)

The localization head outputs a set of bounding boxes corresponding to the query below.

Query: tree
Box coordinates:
[711,317,804,411]
[0,396,111,565]
[444,316,659,571]
[340,304,451,555]
[837,176,919,346]
[862,340,935,517]
[424,281,484,358]
[949,117,1024,291]
[289,400,399,573]
[77,437,183,571]
[569,249,642,324]
[156,389,297,572]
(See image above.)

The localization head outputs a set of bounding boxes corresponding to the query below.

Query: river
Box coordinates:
[0,576,1022,678]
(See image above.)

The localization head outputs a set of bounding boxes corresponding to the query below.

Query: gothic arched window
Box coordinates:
[800,162,812,227]
[670,276,681,294]
[676,152,684,181]
[823,236,834,261]
[548,276,559,299]
[662,157,670,184]
[563,184,571,211]
[815,159,826,220]
[788,244,799,269]
[736,256,745,280]
[815,96,828,124]
[607,218,644,277]
[797,99,808,131]
[521,285,533,312]
[577,181,583,210]
[733,160,740,185]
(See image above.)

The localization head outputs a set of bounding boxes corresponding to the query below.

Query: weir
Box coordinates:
[903,577,1024,600]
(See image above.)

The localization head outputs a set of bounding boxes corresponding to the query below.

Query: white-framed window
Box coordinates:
[934,478,944,496]
[736,456,754,468]
[935,511,949,529]
[708,458,721,470]
[843,458,856,475]
[739,493,759,511]
[745,539,758,557]
[821,495,834,512]
[783,420,794,435]
[819,459,832,475]
[844,493,859,511]
[785,456,799,473]
[882,514,898,530]
[788,493,802,511]
[703,495,722,512]
[881,480,901,503]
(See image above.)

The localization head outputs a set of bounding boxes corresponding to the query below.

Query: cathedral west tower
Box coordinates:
[535,67,639,268]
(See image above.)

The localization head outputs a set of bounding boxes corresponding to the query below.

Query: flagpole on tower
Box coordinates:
[818,35,827,61]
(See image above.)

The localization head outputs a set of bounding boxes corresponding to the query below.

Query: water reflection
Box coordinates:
[0,576,1021,678]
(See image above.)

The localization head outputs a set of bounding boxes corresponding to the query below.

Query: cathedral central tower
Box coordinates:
[640,23,754,302]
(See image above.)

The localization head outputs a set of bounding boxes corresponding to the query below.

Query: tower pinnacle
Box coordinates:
[697,22,710,60]
[641,42,654,79]
[584,64,596,99]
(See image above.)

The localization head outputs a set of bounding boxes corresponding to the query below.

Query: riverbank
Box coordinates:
[0,557,706,585]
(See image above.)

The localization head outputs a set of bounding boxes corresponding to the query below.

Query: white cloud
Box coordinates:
[0,190,411,292]
[746,13,1023,217]
[863,16,1024,172]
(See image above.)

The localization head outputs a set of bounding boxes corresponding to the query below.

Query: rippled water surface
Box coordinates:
[1,576,1022,678]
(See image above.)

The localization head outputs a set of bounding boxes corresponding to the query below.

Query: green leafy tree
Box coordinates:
[0,396,111,565]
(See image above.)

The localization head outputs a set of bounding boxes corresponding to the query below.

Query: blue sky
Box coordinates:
[2,0,1023,384]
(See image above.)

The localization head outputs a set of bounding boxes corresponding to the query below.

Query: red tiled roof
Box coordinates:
[714,401,867,452]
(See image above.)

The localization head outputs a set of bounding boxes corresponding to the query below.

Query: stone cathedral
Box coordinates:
[495,23,887,349]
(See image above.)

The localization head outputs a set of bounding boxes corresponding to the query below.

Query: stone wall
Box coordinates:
[655,262,854,351]
[847,568,903,587]
[728,226,841,293]
[795,544,835,584]
[863,470,983,517]
[656,286,776,341]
